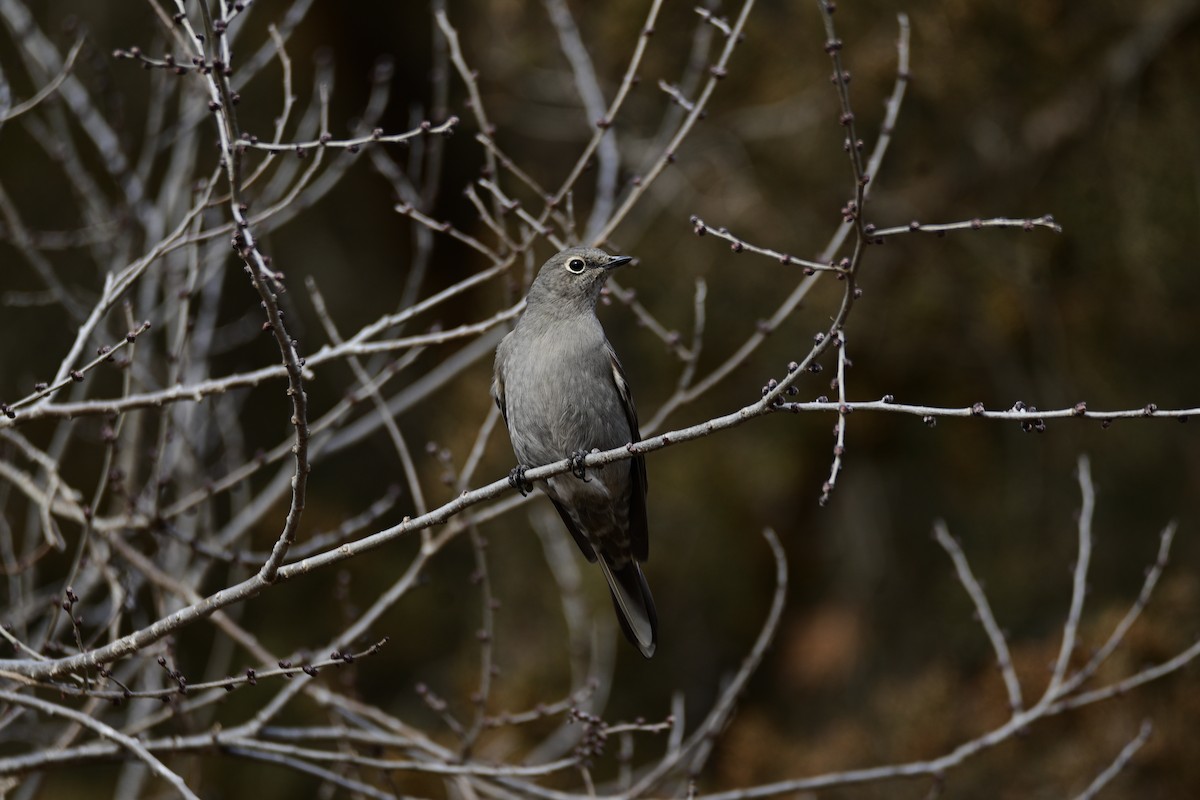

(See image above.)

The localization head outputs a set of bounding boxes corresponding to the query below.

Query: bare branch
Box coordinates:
[0,689,200,800]
[867,215,1062,238]
[1073,720,1153,800]
[0,36,82,121]
[934,521,1023,711]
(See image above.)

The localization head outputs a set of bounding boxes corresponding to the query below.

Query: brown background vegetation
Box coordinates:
[2,0,1199,797]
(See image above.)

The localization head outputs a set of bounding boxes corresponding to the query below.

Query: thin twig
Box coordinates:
[307,277,428,517]
[647,12,911,432]
[1,37,83,121]
[593,0,755,245]
[820,331,849,505]
[542,0,619,239]
[689,216,845,274]
[1046,455,1095,698]
[1073,720,1152,800]
[934,522,1023,711]
[675,278,708,392]
[237,115,457,153]
[0,689,201,800]
[867,215,1062,238]
[1061,522,1177,694]
[629,528,788,795]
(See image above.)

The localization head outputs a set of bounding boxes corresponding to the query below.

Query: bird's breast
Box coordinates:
[503,323,630,465]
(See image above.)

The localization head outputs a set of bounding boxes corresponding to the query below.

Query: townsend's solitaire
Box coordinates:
[492,247,657,658]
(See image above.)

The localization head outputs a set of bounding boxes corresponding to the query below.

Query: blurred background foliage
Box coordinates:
[2,0,1200,797]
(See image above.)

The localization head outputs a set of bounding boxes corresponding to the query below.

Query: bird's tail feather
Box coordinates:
[596,557,657,658]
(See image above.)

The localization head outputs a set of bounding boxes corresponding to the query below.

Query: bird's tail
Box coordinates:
[596,556,657,658]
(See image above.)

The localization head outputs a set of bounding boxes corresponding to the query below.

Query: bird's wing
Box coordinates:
[608,346,650,562]
[548,498,598,563]
[491,367,508,426]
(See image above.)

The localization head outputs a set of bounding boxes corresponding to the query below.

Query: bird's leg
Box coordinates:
[508,464,534,496]
[569,449,591,482]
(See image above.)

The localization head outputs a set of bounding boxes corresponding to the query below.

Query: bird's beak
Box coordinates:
[605,255,633,270]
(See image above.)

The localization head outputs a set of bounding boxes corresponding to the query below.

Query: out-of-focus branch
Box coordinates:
[0,36,81,122]
[695,468,1179,799]
[542,0,619,240]
[307,277,428,517]
[0,689,200,800]
[630,528,787,796]
[592,0,755,245]
[1046,455,1096,699]
[1073,721,1153,800]
[934,522,1023,711]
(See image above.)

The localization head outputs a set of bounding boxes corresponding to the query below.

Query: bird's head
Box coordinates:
[527,247,633,310]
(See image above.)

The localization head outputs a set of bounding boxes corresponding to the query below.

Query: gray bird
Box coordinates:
[492,247,656,658]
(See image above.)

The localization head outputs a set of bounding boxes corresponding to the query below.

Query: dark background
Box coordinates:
[2,1,1199,797]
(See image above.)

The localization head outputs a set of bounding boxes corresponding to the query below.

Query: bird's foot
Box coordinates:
[569,449,592,482]
[508,465,534,496]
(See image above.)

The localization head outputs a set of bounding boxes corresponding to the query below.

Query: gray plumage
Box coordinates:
[492,247,656,658]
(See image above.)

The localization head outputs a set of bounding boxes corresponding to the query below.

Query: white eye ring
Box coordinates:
[566,258,585,274]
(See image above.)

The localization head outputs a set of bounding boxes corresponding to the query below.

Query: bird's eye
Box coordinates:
[566,258,586,274]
